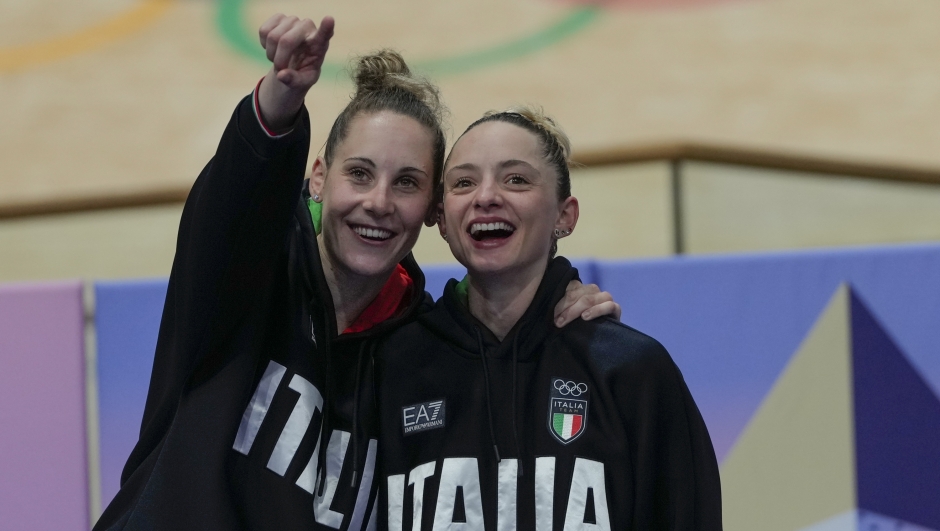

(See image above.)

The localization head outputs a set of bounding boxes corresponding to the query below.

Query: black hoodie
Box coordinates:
[95,95,428,531]
[374,257,722,530]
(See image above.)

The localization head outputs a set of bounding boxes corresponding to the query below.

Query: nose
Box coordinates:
[474,176,502,209]
[362,179,394,216]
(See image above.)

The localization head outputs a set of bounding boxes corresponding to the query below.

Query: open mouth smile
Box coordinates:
[351,224,395,242]
[468,221,516,242]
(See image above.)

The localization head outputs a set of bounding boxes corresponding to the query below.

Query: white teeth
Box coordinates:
[354,226,392,240]
[470,222,515,235]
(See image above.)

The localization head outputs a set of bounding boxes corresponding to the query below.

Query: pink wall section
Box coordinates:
[0,281,88,530]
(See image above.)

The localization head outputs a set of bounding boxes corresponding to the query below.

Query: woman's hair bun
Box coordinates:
[351,49,443,118]
[353,49,410,95]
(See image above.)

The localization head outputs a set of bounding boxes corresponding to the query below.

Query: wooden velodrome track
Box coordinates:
[3,0,940,211]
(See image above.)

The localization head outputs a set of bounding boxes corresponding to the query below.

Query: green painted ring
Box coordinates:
[217,0,601,79]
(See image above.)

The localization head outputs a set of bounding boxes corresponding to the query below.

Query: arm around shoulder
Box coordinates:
[115,9,334,504]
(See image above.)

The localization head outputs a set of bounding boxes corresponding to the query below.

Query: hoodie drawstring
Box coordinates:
[349,340,375,488]
[475,328,501,463]
[316,330,332,497]
[294,219,332,498]
[511,331,523,478]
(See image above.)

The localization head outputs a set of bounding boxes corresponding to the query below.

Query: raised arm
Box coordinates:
[122,14,333,485]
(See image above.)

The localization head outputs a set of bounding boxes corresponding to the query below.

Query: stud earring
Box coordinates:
[313,194,321,202]
[442,233,448,242]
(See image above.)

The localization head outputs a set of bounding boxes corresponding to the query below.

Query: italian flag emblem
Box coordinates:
[552,412,583,441]
[548,378,589,444]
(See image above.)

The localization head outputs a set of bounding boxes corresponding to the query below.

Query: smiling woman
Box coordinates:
[375,106,722,529]
[92,17,450,530]
[441,107,577,288]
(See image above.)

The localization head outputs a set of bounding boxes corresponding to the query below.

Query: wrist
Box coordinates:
[257,69,306,133]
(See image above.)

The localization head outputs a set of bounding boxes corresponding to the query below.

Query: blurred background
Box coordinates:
[2,0,940,529]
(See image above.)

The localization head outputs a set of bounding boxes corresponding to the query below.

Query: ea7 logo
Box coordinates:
[402,399,446,435]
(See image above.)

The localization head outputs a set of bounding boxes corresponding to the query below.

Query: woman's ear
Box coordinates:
[424,177,443,226]
[555,196,579,236]
[425,200,443,227]
[435,204,448,238]
[309,156,327,199]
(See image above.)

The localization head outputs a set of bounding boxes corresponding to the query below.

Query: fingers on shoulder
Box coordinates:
[583,301,620,322]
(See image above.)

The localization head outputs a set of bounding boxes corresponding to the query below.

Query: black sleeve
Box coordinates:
[120,95,311,485]
[617,340,723,530]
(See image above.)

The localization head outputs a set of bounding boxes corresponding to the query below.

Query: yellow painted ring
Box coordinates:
[0,0,174,74]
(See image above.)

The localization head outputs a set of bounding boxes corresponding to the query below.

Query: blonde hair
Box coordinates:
[460,104,572,200]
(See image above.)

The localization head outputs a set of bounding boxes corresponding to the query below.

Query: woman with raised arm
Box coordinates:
[376,107,723,530]
[95,15,619,531]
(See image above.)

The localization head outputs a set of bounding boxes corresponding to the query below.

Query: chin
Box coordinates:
[331,233,410,277]
[462,253,520,277]
[347,256,402,278]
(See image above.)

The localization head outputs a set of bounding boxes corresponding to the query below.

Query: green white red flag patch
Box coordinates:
[548,378,588,444]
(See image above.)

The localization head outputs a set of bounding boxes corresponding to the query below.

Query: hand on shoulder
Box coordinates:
[553,280,622,327]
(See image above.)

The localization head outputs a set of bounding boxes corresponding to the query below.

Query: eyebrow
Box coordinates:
[498,159,538,172]
[345,157,429,177]
[445,162,479,175]
[399,166,430,177]
[445,159,538,176]
[344,157,375,167]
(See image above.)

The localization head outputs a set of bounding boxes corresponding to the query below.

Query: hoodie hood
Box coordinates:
[418,257,579,361]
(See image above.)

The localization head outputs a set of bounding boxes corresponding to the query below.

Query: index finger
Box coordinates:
[304,16,335,49]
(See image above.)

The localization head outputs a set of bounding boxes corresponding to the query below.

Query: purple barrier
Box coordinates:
[95,279,168,511]
[595,242,940,463]
[0,281,88,530]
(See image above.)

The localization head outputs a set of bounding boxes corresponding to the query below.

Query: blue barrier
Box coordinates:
[95,279,169,510]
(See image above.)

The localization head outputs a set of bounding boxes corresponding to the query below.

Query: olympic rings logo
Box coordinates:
[554,379,588,396]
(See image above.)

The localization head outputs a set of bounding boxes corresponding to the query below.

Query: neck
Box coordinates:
[466,261,547,341]
[317,234,391,332]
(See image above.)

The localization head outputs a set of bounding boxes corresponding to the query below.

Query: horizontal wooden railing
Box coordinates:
[0,187,190,220]
[3,142,940,220]
[571,142,940,184]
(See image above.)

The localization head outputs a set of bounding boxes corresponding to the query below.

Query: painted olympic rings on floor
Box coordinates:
[215,0,601,79]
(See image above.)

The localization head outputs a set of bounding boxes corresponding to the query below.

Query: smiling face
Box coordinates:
[440,120,578,278]
[310,111,436,279]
